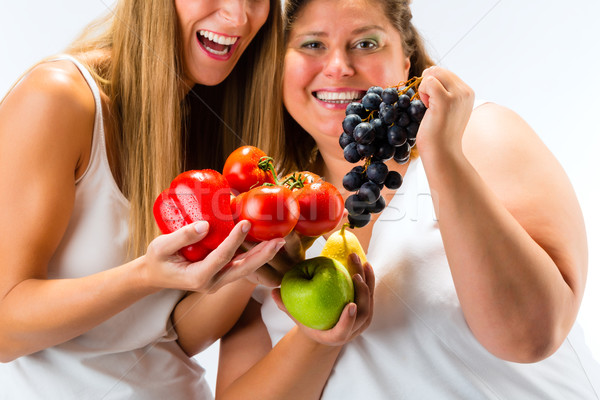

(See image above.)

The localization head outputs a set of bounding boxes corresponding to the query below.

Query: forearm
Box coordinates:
[0,256,156,361]
[174,279,257,356]
[219,326,341,400]
[423,150,578,360]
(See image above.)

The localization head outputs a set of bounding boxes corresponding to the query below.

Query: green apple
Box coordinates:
[280,256,354,330]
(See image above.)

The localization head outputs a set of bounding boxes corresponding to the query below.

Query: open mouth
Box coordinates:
[196,30,239,56]
[312,90,366,105]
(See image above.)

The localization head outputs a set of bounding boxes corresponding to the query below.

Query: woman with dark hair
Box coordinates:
[217,0,599,398]
[0,1,286,398]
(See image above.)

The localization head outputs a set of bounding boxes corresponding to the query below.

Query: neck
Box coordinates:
[313,136,354,193]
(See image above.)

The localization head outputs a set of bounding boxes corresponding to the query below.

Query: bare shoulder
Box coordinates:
[0,59,96,176]
[462,102,563,196]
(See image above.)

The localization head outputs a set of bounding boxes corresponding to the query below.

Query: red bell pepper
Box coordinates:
[153,169,235,262]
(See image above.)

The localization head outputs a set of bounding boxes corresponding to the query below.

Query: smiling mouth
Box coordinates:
[197,30,239,56]
[313,90,366,104]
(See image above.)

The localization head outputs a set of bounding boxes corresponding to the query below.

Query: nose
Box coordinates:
[323,49,354,79]
[219,0,249,26]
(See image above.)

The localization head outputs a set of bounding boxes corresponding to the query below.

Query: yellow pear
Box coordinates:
[320,224,367,277]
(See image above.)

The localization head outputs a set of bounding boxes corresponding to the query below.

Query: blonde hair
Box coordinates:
[64,0,283,257]
[273,0,434,175]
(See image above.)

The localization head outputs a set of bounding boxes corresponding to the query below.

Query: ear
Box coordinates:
[403,56,411,77]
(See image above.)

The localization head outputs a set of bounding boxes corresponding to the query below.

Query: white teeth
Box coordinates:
[315,91,363,102]
[198,30,238,46]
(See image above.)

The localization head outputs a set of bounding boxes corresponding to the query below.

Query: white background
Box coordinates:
[1,0,598,394]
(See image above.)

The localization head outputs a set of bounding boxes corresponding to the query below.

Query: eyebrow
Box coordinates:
[295,25,386,38]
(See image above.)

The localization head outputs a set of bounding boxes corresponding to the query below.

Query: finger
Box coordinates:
[363,262,376,294]
[347,253,365,280]
[201,220,251,273]
[252,265,284,288]
[316,303,358,344]
[418,72,449,110]
[219,239,286,283]
[213,239,283,287]
[158,221,209,256]
[351,273,371,329]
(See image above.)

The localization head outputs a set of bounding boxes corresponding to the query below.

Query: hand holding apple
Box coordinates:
[275,254,374,345]
[280,256,354,330]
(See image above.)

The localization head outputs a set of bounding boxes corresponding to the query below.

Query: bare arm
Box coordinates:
[417,67,587,362]
[0,62,282,362]
[217,256,374,400]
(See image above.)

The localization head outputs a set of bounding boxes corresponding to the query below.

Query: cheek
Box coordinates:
[358,57,410,88]
[283,57,313,105]
[251,2,270,35]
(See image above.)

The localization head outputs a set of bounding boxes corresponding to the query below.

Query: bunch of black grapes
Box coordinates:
[340,80,426,228]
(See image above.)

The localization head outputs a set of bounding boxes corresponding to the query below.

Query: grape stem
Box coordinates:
[396,76,423,101]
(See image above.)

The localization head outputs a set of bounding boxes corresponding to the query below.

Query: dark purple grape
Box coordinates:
[397,93,411,109]
[348,211,371,228]
[408,99,426,122]
[396,111,411,127]
[366,196,386,214]
[393,142,411,164]
[357,181,381,203]
[407,137,417,148]
[404,88,416,99]
[374,142,395,161]
[366,162,389,184]
[345,194,366,216]
[387,125,407,147]
[356,143,376,158]
[353,122,375,144]
[342,114,363,134]
[384,170,403,189]
[406,121,419,139]
[379,102,397,125]
[346,102,368,118]
[343,142,363,163]
[342,171,364,192]
[370,118,387,141]
[361,92,382,111]
[381,87,399,105]
[351,165,365,174]
[367,86,384,96]
[339,132,354,149]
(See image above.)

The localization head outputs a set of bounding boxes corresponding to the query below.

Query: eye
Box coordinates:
[353,39,378,50]
[301,41,325,50]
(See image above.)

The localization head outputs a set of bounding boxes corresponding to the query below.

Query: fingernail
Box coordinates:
[274,240,286,252]
[350,253,360,264]
[348,304,357,317]
[241,220,251,233]
[194,221,209,234]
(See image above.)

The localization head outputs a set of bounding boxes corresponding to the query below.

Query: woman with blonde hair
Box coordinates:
[216,0,600,398]
[0,0,286,398]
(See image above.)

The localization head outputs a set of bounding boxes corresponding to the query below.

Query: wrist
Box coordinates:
[290,326,344,355]
[128,255,162,295]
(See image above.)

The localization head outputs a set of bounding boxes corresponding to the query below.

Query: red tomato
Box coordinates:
[282,171,322,187]
[231,185,299,242]
[223,146,276,195]
[292,180,345,237]
[153,169,234,261]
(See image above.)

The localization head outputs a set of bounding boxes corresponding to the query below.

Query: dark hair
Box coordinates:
[273,0,435,175]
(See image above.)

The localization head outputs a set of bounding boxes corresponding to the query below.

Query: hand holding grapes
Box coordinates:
[415,66,475,160]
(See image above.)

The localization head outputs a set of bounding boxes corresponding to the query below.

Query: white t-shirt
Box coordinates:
[0,56,212,400]
[255,154,600,399]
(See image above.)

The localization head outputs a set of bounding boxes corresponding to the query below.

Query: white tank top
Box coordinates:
[0,56,212,399]
[255,145,600,399]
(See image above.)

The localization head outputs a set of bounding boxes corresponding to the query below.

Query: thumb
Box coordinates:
[160,221,209,255]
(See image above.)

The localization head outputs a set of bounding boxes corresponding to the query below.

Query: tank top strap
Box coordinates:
[49,54,109,186]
